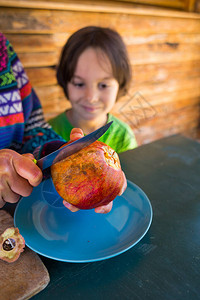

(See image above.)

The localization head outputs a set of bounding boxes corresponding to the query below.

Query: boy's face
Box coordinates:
[67,47,119,121]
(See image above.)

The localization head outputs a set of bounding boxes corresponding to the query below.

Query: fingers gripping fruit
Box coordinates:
[0,227,25,263]
[51,141,125,209]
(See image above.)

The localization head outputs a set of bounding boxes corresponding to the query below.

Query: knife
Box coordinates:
[36,121,113,170]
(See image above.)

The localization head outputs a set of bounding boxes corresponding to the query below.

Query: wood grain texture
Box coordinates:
[1,0,199,16]
[0,1,200,145]
[195,0,200,11]
[0,210,50,300]
[115,0,197,11]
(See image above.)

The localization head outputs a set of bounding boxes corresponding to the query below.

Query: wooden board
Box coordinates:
[0,210,50,300]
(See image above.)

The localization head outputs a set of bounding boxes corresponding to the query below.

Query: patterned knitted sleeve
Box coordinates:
[21,88,66,158]
[5,35,66,157]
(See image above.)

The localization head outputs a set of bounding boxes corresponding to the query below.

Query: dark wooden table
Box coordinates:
[5,134,200,300]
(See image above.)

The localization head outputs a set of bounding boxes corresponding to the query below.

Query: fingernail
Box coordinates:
[95,207,105,214]
[63,201,79,212]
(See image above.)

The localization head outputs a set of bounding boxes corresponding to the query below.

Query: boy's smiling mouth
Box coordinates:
[82,105,101,112]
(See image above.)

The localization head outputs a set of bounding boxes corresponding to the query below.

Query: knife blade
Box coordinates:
[36,121,113,170]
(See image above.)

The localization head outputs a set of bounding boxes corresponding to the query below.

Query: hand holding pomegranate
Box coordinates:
[51,128,127,214]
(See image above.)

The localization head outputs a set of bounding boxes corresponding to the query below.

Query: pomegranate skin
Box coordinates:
[51,141,124,209]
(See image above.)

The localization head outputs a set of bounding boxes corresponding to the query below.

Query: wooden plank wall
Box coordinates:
[115,0,197,11]
[195,0,200,12]
[0,1,200,145]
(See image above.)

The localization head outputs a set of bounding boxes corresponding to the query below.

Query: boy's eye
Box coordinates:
[73,82,84,88]
[98,83,108,89]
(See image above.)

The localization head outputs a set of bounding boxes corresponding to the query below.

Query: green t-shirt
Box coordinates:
[48,112,137,153]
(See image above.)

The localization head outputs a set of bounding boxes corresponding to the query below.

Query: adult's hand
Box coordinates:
[0,149,42,208]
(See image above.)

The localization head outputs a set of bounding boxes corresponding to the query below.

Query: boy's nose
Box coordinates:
[85,87,98,103]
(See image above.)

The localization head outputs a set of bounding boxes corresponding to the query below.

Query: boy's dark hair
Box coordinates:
[56,26,132,99]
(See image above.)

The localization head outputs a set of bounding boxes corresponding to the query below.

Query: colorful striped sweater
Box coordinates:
[0,32,65,158]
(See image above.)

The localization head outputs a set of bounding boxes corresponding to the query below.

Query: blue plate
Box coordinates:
[14,179,153,263]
